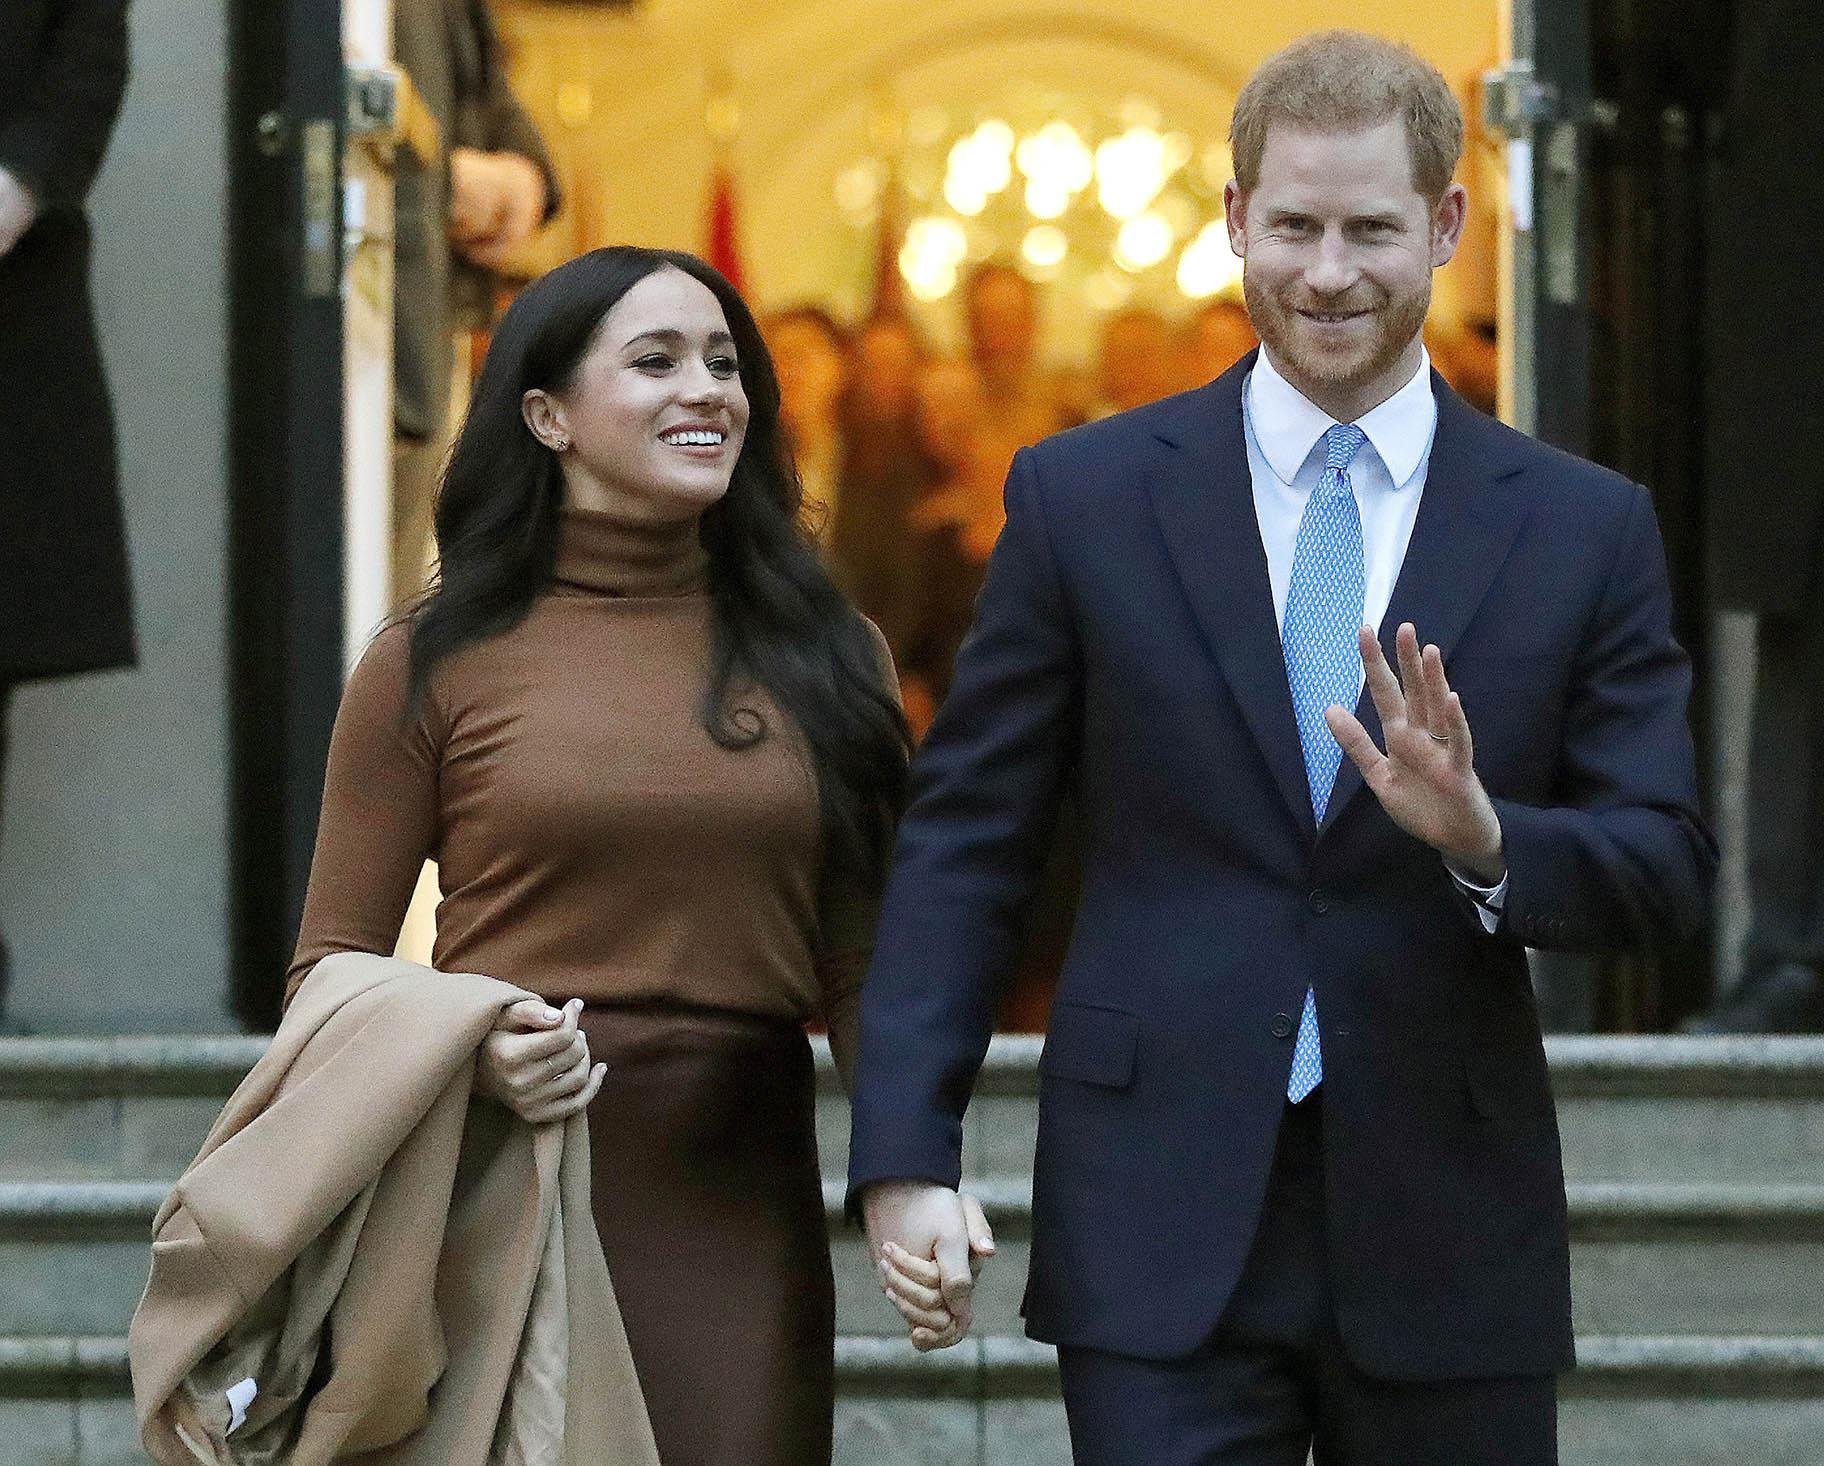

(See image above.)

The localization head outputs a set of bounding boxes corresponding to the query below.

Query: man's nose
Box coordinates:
[1304,231,1361,296]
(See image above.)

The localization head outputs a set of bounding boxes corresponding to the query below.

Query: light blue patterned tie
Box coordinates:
[1282,423,1367,1103]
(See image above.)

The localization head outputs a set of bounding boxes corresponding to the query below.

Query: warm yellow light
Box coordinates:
[1098,128,1170,222]
[835,161,882,218]
[945,174,988,216]
[975,119,1016,156]
[1016,120,1092,194]
[1025,177,1070,220]
[1021,224,1068,269]
[1176,222,1243,298]
[1114,211,1174,272]
[900,216,968,300]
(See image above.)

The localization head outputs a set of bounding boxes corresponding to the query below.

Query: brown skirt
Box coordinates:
[577,1002,833,1466]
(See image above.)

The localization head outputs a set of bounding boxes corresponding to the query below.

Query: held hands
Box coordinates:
[475,996,606,1124]
[863,1181,996,1351]
[447,147,547,269]
[1324,623,1506,884]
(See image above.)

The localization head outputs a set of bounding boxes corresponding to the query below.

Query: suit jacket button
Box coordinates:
[1307,889,1332,914]
[1271,1012,1295,1039]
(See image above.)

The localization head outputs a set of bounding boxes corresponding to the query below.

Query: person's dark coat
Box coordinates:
[1705,0,1824,615]
[0,0,137,683]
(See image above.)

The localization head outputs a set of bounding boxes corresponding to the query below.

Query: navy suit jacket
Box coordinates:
[846,355,1717,1379]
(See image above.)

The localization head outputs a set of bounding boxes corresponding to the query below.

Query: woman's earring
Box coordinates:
[551,436,570,453]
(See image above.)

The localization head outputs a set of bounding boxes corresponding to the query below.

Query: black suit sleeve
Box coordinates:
[0,0,130,212]
[1494,483,1718,950]
[846,446,1082,1199]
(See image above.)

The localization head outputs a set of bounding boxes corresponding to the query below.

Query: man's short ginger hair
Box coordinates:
[1230,31,1464,201]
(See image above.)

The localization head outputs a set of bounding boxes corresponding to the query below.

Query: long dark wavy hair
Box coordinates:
[407,247,910,886]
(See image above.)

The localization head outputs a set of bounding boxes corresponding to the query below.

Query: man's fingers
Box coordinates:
[1325,706,1387,785]
[1395,623,1431,728]
[1358,627,1406,727]
[933,1227,975,1330]
[1445,690,1476,767]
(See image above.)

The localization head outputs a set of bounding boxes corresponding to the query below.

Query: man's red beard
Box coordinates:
[1242,274,1430,393]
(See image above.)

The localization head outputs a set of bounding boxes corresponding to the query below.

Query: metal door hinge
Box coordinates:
[1481,60,1560,138]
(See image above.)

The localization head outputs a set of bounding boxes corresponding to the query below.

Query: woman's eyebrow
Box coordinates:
[622,328,737,349]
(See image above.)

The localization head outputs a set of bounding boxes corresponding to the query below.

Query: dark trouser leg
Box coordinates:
[1060,1098,1557,1465]
[1058,1101,1327,1466]
[1314,1360,1557,1466]
[1742,611,1824,976]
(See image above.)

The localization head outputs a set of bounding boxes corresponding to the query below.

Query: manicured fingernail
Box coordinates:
[542,1007,561,1022]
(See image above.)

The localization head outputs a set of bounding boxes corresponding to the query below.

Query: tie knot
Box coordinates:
[1324,423,1367,474]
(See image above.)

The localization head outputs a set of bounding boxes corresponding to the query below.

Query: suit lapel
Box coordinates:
[1320,375,1533,833]
[1144,355,1317,838]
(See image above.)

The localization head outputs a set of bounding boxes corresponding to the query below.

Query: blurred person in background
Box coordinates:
[1178,295,1258,390]
[0,0,137,1031]
[1688,0,1824,1032]
[763,305,849,549]
[1091,306,1179,419]
[827,313,937,660]
[391,0,561,608]
[962,259,1081,445]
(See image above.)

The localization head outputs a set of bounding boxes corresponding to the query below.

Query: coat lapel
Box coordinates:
[1320,375,1533,833]
[1144,354,1317,838]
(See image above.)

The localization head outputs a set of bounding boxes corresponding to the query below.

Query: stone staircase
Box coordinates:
[4,1035,1824,1464]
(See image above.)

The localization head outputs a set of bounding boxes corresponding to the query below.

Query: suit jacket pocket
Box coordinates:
[1463,1040,1553,1120]
[1040,1003,1139,1090]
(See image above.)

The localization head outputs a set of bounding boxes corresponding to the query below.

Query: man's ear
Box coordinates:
[521,387,568,449]
[1429,182,1469,267]
[1223,180,1249,260]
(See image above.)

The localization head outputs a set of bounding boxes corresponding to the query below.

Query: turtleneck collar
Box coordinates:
[552,505,710,598]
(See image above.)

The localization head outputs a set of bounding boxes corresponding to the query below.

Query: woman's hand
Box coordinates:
[475,997,606,1124]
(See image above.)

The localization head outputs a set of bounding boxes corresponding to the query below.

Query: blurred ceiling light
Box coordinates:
[900,215,968,300]
[1114,210,1174,272]
[1021,224,1069,269]
[1025,177,1070,220]
[945,174,989,216]
[975,118,1016,156]
[1016,120,1092,194]
[1097,127,1170,221]
[1177,221,1243,298]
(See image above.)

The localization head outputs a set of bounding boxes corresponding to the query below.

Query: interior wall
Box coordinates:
[0,0,232,1033]
[498,0,1501,356]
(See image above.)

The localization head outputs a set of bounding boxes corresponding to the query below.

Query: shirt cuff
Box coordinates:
[1447,862,1508,934]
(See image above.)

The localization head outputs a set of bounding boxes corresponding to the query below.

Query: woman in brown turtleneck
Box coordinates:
[286,248,911,1464]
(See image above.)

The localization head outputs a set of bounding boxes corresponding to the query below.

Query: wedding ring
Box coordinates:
[1427,731,1452,744]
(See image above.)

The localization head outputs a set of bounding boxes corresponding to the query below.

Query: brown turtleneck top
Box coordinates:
[287,506,887,1083]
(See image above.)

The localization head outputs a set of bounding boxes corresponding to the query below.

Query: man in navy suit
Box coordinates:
[846,29,1715,1465]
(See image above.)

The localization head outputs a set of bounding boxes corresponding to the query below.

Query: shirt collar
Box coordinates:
[1247,346,1436,489]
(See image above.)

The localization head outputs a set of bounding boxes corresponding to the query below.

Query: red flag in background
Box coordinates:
[705,162,746,294]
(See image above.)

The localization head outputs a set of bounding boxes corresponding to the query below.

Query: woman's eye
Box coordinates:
[634,354,675,372]
[708,356,740,378]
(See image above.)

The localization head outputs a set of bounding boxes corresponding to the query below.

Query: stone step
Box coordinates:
[8,1334,1824,1466]
[10,1177,1824,1344]
[9,1035,1824,1189]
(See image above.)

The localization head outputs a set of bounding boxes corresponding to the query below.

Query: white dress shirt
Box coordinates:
[1242,347,1507,925]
